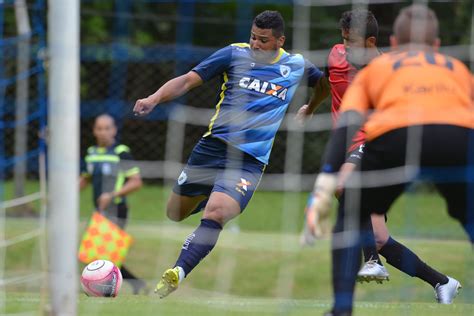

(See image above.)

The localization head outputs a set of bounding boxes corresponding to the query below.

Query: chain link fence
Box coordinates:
[2,0,471,186]
[79,1,339,184]
[78,0,472,187]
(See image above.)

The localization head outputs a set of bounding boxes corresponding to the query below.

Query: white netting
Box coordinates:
[2,0,473,315]
[0,0,48,314]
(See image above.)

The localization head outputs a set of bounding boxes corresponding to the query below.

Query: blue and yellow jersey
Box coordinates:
[192,43,323,164]
[81,144,140,213]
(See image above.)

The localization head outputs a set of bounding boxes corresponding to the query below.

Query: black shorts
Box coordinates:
[341,125,474,230]
[172,136,265,212]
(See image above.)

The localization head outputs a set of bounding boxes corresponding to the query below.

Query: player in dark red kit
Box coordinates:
[298,9,458,302]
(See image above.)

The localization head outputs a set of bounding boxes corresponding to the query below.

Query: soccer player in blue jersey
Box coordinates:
[133,10,329,298]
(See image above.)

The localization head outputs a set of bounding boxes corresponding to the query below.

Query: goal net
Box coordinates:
[2,0,473,315]
[0,0,48,314]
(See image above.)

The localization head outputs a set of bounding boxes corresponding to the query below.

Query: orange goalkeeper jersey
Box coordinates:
[340,50,474,140]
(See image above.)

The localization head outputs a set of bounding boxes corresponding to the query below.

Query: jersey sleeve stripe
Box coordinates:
[114,144,130,154]
[85,155,120,163]
[124,167,140,177]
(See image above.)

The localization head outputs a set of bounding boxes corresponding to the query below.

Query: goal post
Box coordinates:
[47,0,80,314]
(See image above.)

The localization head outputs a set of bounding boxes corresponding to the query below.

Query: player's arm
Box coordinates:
[296,76,330,124]
[133,71,203,116]
[97,150,143,211]
[321,110,365,173]
[306,76,330,114]
[112,173,143,198]
[322,66,371,172]
[296,59,330,123]
[134,45,232,116]
[312,67,370,214]
[309,110,364,215]
[470,74,474,102]
[79,174,90,190]
[96,173,142,211]
[79,157,90,190]
[114,152,143,197]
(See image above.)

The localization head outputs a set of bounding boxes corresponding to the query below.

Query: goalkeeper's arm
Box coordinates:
[321,110,364,173]
[312,110,365,213]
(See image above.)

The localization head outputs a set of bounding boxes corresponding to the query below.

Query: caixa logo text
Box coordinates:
[239,77,288,101]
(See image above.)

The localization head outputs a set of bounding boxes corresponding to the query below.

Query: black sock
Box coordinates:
[175,218,223,276]
[332,239,360,314]
[379,237,448,287]
[331,202,367,314]
[120,265,138,280]
[360,218,383,265]
[121,265,146,293]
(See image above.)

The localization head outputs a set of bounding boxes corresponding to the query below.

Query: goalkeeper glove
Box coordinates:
[312,173,338,217]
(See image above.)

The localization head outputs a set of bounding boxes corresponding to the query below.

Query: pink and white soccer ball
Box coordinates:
[81,259,122,297]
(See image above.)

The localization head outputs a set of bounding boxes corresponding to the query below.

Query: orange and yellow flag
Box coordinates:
[78,212,133,267]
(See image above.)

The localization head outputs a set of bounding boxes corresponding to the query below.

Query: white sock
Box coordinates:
[176,266,185,283]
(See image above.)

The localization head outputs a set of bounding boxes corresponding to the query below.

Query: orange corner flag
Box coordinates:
[78,212,133,267]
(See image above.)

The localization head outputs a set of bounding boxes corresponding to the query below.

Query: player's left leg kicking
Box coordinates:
[156,191,242,298]
[154,138,264,298]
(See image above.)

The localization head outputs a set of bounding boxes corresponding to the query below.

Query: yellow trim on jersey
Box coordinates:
[114,171,126,204]
[270,48,286,64]
[231,43,250,48]
[204,72,229,137]
[230,43,285,64]
[124,167,140,177]
[114,144,130,154]
[85,155,120,163]
[96,147,107,154]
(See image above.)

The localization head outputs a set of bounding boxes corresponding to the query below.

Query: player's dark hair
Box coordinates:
[339,9,378,39]
[253,10,285,38]
[393,4,439,45]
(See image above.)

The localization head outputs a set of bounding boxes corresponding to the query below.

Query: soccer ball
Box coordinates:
[81,259,122,297]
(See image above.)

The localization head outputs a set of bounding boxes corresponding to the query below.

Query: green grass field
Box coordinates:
[2,182,474,315]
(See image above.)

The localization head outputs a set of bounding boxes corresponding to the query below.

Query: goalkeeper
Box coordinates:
[80,114,147,295]
[314,5,473,316]
[299,9,456,298]
[133,10,329,298]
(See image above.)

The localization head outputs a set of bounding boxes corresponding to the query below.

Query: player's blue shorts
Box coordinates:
[172,136,266,212]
